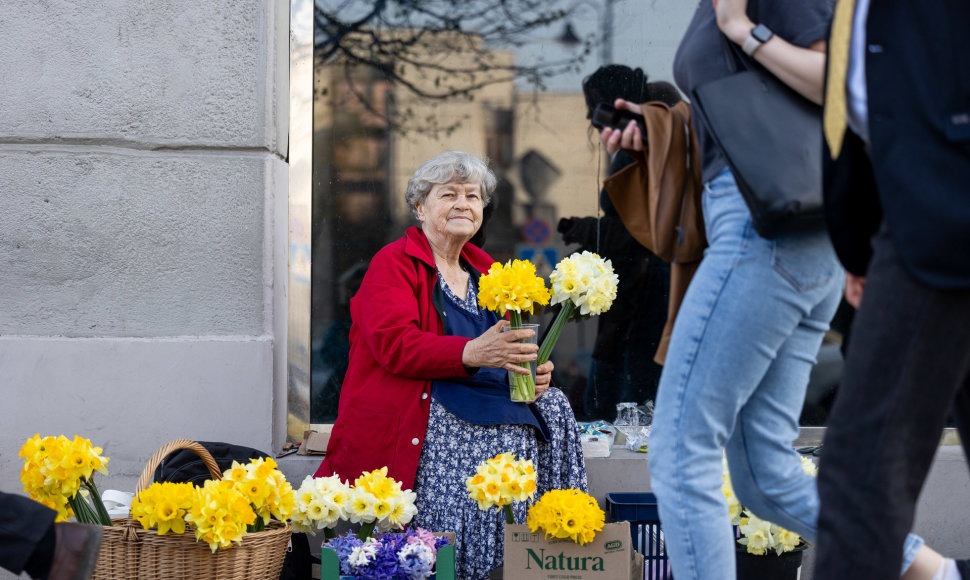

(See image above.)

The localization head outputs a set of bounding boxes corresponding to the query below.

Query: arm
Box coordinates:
[713,0,827,105]
[355,245,540,378]
[353,248,471,380]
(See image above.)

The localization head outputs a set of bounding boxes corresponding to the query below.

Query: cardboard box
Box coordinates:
[297,427,332,455]
[504,522,644,580]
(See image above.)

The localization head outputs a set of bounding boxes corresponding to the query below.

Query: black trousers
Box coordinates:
[0,491,56,575]
[816,226,970,578]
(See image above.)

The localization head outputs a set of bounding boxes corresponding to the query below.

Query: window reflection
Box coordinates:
[306,0,841,426]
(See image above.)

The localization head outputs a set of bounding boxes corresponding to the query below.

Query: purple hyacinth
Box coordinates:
[324,532,364,575]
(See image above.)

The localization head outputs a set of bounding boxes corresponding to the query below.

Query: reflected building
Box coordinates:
[309,27,604,422]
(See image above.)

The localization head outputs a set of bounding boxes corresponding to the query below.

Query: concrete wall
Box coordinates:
[0,1,289,495]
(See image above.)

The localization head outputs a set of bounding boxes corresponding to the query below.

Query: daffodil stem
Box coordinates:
[357,520,376,541]
[537,302,574,365]
[323,527,337,540]
[69,492,98,525]
[507,311,536,402]
[84,479,113,526]
[503,504,515,525]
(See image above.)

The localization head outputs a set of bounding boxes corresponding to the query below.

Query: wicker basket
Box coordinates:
[93,439,293,579]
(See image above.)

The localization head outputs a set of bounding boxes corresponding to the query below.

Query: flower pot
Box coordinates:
[504,323,538,402]
[735,544,805,580]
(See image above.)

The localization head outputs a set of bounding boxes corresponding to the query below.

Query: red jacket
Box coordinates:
[314,227,496,490]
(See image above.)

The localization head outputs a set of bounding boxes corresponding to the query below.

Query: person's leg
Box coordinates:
[816,227,970,579]
[648,168,841,580]
[724,267,841,540]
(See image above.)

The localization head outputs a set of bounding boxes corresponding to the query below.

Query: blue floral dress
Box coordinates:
[410,273,588,580]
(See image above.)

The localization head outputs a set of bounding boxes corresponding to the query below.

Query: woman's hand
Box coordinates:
[462,320,539,372]
[533,360,554,400]
[845,273,866,309]
[600,99,645,155]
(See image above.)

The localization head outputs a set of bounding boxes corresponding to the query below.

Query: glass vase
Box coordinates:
[504,323,539,403]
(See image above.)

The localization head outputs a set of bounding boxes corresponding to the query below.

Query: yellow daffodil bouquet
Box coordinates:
[345,467,418,539]
[19,434,112,526]
[477,259,551,402]
[291,467,417,541]
[538,251,619,366]
[130,456,296,552]
[526,488,605,545]
[465,452,537,524]
[722,455,816,556]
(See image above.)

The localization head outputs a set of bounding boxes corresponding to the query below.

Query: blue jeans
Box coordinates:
[647,169,922,578]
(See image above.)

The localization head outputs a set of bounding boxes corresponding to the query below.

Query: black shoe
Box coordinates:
[955,558,970,579]
[47,523,103,580]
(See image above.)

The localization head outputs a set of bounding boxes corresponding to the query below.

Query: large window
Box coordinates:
[290,0,847,435]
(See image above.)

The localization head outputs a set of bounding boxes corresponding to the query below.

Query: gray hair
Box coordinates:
[405,151,497,219]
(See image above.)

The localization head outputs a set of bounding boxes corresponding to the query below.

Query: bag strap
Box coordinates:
[719,33,754,75]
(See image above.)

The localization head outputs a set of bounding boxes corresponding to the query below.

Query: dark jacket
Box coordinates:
[823,0,970,288]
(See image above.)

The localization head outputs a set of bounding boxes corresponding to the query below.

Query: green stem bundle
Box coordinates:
[357,520,377,541]
[537,301,575,365]
[84,479,113,526]
[503,504,516,525]
[508,311,536,402]
[69,480,113,526]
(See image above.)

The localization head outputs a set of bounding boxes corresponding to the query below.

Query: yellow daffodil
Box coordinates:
[526,488,605,545]
[19,435,111,524]
[724,454,811,555]
[477,259,551,317]
[131,481,195,535]
[466,453,537,522]
[186,479,256,553]
[538,252,619,366]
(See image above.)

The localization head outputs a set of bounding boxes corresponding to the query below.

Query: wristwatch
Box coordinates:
[742,23,774,56]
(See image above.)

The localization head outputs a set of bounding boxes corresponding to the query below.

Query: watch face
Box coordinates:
[752,24,774,43]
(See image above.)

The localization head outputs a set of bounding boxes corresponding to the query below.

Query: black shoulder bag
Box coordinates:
[691,35,825,238]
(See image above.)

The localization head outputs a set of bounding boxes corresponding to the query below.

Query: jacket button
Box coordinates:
[421,393,428,400]
[411,438,420,445]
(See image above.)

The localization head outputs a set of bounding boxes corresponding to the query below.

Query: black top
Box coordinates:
[673,0,833,183]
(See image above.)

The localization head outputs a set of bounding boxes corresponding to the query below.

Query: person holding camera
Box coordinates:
[558,65,679,421]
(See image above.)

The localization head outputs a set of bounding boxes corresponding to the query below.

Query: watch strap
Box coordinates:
[742,34,762,56]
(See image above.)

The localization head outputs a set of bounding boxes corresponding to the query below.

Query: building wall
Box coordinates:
[0,1,289,493]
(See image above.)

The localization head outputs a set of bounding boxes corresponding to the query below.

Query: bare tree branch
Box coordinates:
[314,0,593,133]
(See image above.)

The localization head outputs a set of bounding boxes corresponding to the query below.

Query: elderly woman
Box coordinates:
[315,151,587,580]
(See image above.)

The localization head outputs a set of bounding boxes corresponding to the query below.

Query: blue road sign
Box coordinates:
[522,218,551,244]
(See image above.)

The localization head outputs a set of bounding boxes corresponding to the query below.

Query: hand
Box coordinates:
[713,0,754,46]
[845,273,866,309]
[462,320,539,372]
[533,360,554,400]
[600,99,645,154]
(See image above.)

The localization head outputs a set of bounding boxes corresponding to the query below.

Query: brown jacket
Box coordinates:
[603,100,706,364]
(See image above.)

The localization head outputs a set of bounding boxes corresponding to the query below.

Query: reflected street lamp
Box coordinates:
[555,0,619,65]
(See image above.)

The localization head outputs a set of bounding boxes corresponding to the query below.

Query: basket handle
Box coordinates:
[121,439,222,540]
[134,439,223,493]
